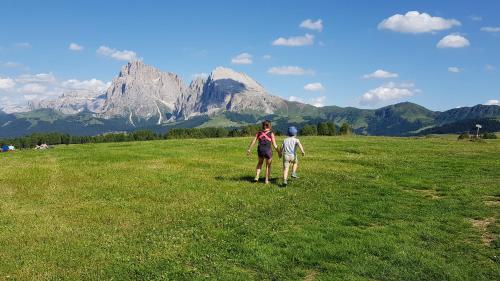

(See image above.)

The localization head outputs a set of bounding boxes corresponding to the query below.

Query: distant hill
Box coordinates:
[2,102,499,138]
[434,104,500,125]
[417,118,500,135]
[1,61,499,137]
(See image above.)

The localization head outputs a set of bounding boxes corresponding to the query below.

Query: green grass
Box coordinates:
[1,136,499,280]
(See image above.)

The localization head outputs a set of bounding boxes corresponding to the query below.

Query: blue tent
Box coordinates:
[1,145,9,152]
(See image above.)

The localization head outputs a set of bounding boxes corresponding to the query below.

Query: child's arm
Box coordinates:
[297,140,305,156]
[247,135,258,155]
[271,133,282,157]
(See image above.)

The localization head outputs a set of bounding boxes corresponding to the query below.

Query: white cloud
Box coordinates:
[363,69,399,79]
[378,11,460,33]
[288,95,326,107]
[360,82,415,106]
[470,15,482,21]
[300,19,323,32]
[0,77,16,90]
[304,82,325,91]
[267,66,314,75]
[2,72,111,107]
[69,43,84,51]
[437,34,470,48]
[448,67,462,73]
[18,83,47,94]
[485,99,499,105]
[23,94,39,101]
[263,54,272,60]
[481,26,500,33]
[61,79,109,92]
[231,53,252,65]
[15,73,56,84]
[288,96,302,102]
[97,45,138,61]
[272,34,314,46]
[191,73,208,79]
[310,96,326,107]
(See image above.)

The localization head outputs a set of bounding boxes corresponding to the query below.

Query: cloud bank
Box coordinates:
[231,53,253,65]
[360,82,416,106]
[267,66,314,75]
[97,46,138,61]
[378,11,460,33]
[272,34,314,46]
[437,34,470,48]
[300,19,323,32]
[363,69,399,79]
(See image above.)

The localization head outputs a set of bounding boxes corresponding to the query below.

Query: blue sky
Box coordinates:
[0,0,499,111]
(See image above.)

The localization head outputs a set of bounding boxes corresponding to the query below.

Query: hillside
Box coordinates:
[1,137,499,280]
[418,118,500,135]
[2,103,499,138]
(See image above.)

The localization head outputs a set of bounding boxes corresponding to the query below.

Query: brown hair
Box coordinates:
[262,120,272,130]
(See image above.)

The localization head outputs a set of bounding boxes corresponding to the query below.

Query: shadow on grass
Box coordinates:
[215,175,280,184]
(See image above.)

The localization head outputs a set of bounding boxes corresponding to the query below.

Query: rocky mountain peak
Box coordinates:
[118,60,181,82]
[209,66,265,92]
[22,62,288,125]
[99,60,192,124]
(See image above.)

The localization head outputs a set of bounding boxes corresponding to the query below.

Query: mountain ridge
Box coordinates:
[2,61,499,137]
[2,102,498,138]
[26,61,288,124]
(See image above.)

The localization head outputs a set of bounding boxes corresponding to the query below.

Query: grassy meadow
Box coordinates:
[0,136,499,280]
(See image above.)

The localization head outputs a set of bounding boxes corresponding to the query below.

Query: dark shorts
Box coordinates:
[258,147,273,159]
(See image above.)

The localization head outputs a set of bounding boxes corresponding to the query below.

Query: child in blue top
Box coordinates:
[280,126,305,186]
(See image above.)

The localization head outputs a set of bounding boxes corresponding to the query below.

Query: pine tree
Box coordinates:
[300,124,318,136]
[340,123,352,135]
[317,122,329,136]
[326,121,336,135]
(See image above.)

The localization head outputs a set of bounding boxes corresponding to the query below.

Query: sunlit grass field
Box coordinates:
[1,136,499,280]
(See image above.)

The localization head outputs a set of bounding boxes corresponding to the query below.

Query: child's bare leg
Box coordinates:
[292,162,298,175]
[255,157,264,181]
[283,163,290,182]
[265,158,272,183]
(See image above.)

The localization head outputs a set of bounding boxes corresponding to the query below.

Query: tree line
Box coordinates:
[0,122,353,149]
[299,122,352,136]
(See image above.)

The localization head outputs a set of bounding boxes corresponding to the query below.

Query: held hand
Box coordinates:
[247,149,251,156]
[302,152,305,156]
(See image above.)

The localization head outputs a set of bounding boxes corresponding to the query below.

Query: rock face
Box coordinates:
[195,67,286,115]
[173,76,206,120]
[100,61,190,124]
[29,90,105,115]
[27,61,287,124]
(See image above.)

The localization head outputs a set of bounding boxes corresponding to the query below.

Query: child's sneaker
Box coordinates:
[291,173,299,179]
[281,180,288,188]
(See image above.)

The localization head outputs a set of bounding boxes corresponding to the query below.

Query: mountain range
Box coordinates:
[1,61,499,138]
